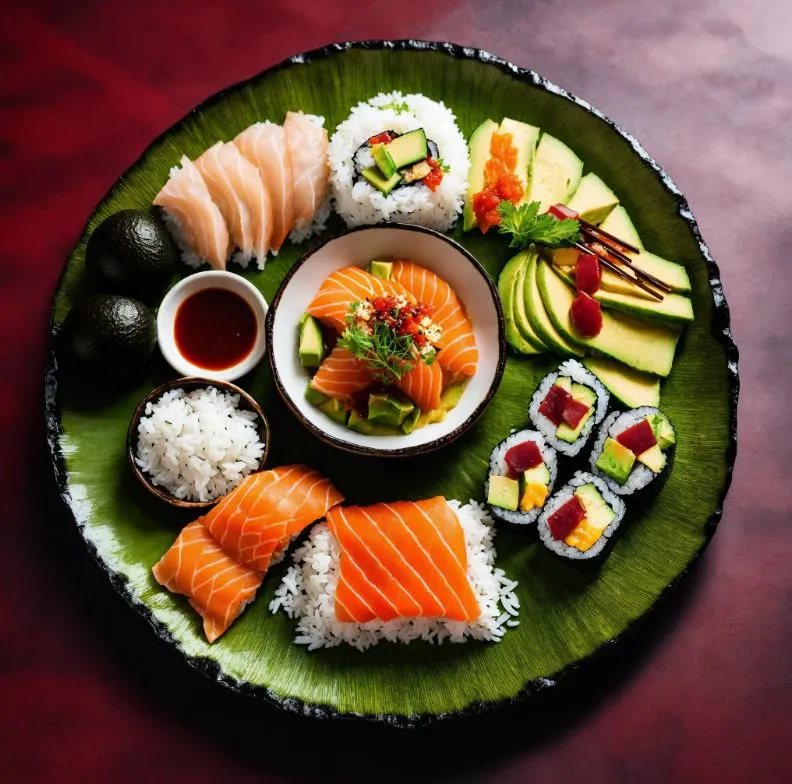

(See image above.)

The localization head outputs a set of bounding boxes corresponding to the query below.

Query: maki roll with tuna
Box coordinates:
[529,360,609,457]
[538,472,626,560]
[485,430,558,524]
[590,407,676,495]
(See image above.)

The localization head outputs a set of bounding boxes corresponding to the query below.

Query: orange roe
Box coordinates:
[472,132,525,233]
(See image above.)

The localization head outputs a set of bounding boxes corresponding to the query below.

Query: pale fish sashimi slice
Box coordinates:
[196,141,273,267]
[326,498,479,623]
[153,155,230,270]
[235,122,294,253]
[152,521,262,643]
[310,347,372,402]
[284,112,329,232]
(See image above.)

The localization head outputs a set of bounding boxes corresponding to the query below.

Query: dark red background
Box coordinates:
[3,1,790,782]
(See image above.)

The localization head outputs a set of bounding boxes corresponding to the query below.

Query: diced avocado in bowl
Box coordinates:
[298,314,326,368]
[368,392,414,427]
[368,260,393,280]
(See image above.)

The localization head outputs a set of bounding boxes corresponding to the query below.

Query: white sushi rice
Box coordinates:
[328,91,469,231]
[537,472,626,560]
[589,407,674,495]
[161,208,206,270]
[528,359,610,457]
[269,500,519,651]
[135,387,264,503]
[485,429,558,525]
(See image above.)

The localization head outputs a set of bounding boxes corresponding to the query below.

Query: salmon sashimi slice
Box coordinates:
[284,112,329,233]
[202,465,344,571]
[391,260,478,377]
[234,122,294,253]
[396,358,443,412]
[307,266,414,333]
[195,141,273,266]
[152,521,262,643]
[153,155,230,270]
[310,347,372,402]
[326,497,480,623]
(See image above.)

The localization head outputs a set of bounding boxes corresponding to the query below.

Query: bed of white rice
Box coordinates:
[135,386,264,502]
[528,359,610,457]
[485,429,558,525]
[269,500,519,651]
[589,407,674,495]
[328,91,469,232]
[537,472,626,560]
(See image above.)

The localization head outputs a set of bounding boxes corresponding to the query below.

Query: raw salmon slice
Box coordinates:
[310,346,372,401]
[327,497,480,623]
[234,122,294,252]
[195,141,273,265]
[307,266,414,333]
[391,260,478,377]
[202,465,344,572]
[152,521,262,643]
[396,358,443,412]
[284,112,329,232]
[153,155,230,270]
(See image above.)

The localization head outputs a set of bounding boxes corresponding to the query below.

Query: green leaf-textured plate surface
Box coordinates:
[46,41,738,727]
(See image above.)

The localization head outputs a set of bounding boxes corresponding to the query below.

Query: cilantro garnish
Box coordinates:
[337,308,415,382]
[380,100,409,114]
[497,200,580,248]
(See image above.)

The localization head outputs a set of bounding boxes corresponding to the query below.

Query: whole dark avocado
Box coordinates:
[85,210,178,300]
[61,293,157,375]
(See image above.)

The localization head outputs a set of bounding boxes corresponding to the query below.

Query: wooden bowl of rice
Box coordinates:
[127,377,270,509]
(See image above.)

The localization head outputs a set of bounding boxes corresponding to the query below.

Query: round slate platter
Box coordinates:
[45,40,738,727]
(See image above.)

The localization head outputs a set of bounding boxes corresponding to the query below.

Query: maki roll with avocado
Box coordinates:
[485,430,558,524]
[589,407,676,495]
[538,472,626,560]
[529,360,609,457]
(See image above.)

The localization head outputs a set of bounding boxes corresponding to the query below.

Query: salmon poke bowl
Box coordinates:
[46,41,737,726]
[265,224,506,456]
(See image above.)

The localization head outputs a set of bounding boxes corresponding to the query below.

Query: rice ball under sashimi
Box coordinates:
[328,92,470,232]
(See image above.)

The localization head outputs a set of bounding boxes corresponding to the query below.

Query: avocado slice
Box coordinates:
[565,484,617,551]
[305,383,331,407]
[648,413,676,449]
[528,134,583,212]
[401,406,421,434]
[318,398,350,426]
[298,315,326,368]
[362,166,402,195]
[555,383,596,443]
[497,117,540,204]
[522,250,583,357]
[552,266,694,325]
[637,444,667,473]
[347,409,401,436]
[601,249,691,297]
[566,172,619,225]
[595,437,636,485]
[512,257,551,351]
[371,143,397,178]
[583,357,660,408]
[487,475,520,511]
[555,375,573,394]
[369,260,393,280]
[368,392,414,427]
[600,205,644,250]
[522,464,550,485]
[463,119,499,231]
[537,261,682,377]
[383,129,428,169]
[497,253,545,355]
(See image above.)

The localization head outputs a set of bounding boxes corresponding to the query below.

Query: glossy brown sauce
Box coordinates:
[174,288,257,371]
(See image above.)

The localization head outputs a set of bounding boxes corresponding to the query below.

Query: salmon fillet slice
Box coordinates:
[152,521,262,643]
[391,260,478,377]
[327,497,480,623]
[310,346,372,401]
[396,359,444,412]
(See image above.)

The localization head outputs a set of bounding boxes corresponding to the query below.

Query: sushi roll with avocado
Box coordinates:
[529,360,609,457]
[589,407,676,495]
[485,430,558,524]
[537,472,626,560]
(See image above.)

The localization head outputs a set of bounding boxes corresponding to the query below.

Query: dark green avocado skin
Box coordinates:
[85,210,177,300]
[61,293,156,374]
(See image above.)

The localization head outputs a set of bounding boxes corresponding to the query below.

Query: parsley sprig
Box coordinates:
[497,200,580,248]
[338,310,415,382]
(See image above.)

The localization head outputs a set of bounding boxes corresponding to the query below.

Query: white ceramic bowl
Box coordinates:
[157,270,268,382]
[265,224,506,457]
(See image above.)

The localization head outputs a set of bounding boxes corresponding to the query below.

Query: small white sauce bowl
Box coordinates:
[157,270,268,382]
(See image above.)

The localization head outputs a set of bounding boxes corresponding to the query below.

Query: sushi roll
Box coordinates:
[537,472,626,560]
[589,407,676,495]
[528,359,609,457]
[485,430,558,524]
